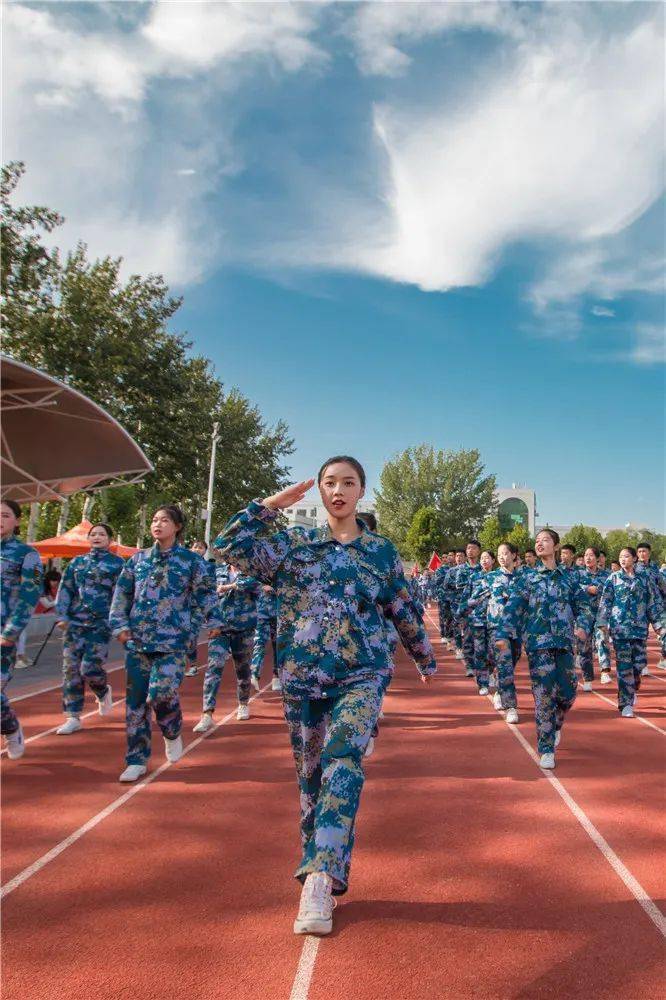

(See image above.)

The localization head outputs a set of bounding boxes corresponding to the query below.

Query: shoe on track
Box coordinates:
[379,709,385,719]
[582,681,592,691]
[505,708,519,725]
[364,736,375,758]
[488,675,497,690]
[14,655,29,670]
[641,665,650,676]
[465,668,474,678]
[492,692,503,711]
[439,637,445,644]
[621,705,634,718]
[193,713,215,734]
[455,650,464,661]
[97,685,114,716]
[554,730,561,748]
[119,764,147,782]
[185,666,198,677]
[250,676,260,691]
[600,671,612,685]
[478,686,489,696]
[56,716,82,735]
[164,734,184,762]
[539,752,555,769]
[293,873,336,936]
[236,704,250,721]
[658,658,666,670]
[5,723,25,759]
[271,677,282,692]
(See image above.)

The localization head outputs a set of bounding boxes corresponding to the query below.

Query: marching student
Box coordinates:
[458,549,495,695]
[185,540,210,677]
[455,541,483,678]
[636,542,666,674]
[433,559,451,645]
[1,500,43,760]
[524,549,538,571]
[496,528,592,769]
[214,456,436,936]
[575,546,610,691]
[484,542,521,723]
[54,522,124,734]
[597,547,665,717]
[110,505,220,782]
[560,545,578,572]
[445,550,467,659]
[250,585,280,691]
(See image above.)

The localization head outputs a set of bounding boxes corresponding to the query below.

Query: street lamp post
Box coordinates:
[204,421,221,549]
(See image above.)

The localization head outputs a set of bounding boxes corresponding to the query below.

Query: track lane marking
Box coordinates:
[290,936,321,1000]
[1,683,272,899]
[423,612,666,938]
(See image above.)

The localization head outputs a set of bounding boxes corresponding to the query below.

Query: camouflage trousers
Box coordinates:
[203,630,253,713]
[437,600,453,640]
[527,648,578,754]
[489,629,519,710]
[461,620,475,671]
[284,678,384,895]
[595,627,611,671]
[250,617,278,681]
[1,643,20,736]
[125,649,185,765]
[452,616,463,651]
[470,625,491,689]
[62,626,110,716]
[613,638,646,711]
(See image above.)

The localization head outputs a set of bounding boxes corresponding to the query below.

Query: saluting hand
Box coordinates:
[263,479,315,511]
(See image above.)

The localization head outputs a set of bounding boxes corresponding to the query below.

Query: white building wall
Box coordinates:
[496,486,537,537]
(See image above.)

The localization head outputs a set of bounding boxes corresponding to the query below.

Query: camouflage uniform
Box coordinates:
[201,564,260,712]
[496,564,593,753]
[597,570,665,711]
[637,561,666,659]
[251,587,278,683]
[444,565,464,651]
[458,570,493,690]
[1,536,43,736]
[214,500,436,894]
[456,563,484,672]
[55,549,125,715]
[575,568,610,681]
[433,565,452,640]
[109,543,219,765]
[477,568,521,709]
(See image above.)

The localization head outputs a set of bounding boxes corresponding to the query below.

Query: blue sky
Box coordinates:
[5,2,665,528]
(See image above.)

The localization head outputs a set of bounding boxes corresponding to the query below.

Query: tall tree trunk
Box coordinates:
[82,495,95,520]
[26,502,40,542]
[136,504,147,549]
[56,498,70,536]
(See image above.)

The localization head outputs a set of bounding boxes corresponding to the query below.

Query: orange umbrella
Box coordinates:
[33,520,138,560]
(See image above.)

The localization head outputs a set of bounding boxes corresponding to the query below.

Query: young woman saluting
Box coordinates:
[214,456,436,936]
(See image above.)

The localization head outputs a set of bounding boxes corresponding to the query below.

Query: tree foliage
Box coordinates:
[561,524,606,555]
[375,444,496,553]
[405,506,445,566]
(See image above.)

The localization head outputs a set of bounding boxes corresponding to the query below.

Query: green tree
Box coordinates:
[562,524,605,555]
[405,506,444,566]
[375,444,496,551]
[505,524,534,553]
[479,516,505,555]
[603,529,635,562]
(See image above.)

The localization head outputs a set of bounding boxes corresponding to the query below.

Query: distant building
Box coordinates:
[284,499,376,530]
[496,485,537,537]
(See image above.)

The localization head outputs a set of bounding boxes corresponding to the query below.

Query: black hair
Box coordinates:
[448,549,456,556]
[153,504,186,541]
[537,527,560,546]
[317,456,366,489]
[456,547,466,555]
[43,569,62,593]
[481,549,495,560]
[498,541,519,556]
[599,550,607,558]
[561,544,575,555]
[357,511,377,532]
[524,548,537,557]
[585,546,601,558]
[620,546,637,560]
[636,541,652,551]
[2,499,22,520]
[467,539,481,549]
[88,522,113,539]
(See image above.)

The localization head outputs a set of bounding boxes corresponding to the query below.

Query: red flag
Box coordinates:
[428,552,442,570]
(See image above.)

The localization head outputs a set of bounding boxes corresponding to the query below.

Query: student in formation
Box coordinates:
[1,500,43,760]
[250,584,280,692]
[559,545,578,573]
[458,549,495,695]
[184,540,209,677]
[433,557,451,646]
[54,522,124,734]
[495,528,592,769]
[192,561,261,732]
[597,547,665,717]
[455,541,483,678]
[214,456,436,936]
[445,550,467,660]
[575,546,611,691]
[110,505,220,782]
[635,542,666,674]
[523,549,538,571]
[482,541,521,723]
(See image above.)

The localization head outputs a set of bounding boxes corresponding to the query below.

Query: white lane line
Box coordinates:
[289,936,321,1000]
[1,682,272,900]
[590,690,665,736]
[0,698,126,757]
[422,614,666,938]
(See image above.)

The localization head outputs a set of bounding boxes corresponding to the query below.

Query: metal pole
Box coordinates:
[204,421,220,549]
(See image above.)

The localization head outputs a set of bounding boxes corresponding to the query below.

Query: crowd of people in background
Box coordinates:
[2,467,665,936]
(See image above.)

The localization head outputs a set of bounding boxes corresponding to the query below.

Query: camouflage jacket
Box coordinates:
[576,568,609,617]
[215,563,261,633]
[495,563,593,653]
[56,549,125,632]
[0,535,43,640]
[597,570,665,640]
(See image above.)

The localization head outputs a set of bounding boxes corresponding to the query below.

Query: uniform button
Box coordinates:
[329,579,335,585]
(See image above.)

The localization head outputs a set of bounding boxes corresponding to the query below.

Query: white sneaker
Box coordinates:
[657,658,666,670]
[582,681,592,692]
[492,692,503,711]
[439,637,446,644]
[554,730,561,748]
[193,713,215,734]
[540,752,555,769]
[641,666,650,676]
[119,764,147,782]
[488,675,497,690]
[478,686,489,696]
[271,677,282,692]
[364,736,375,758]
[455,650,464,661]
[56,716,82,735]
[185,666,198,677]
[14,655,29,670]
[621,705,634,718]
[379,709,385,719]
[250,676,260,691]
[600,671,612,685]
[236,704,250,721]
[505,708,519,724]
[164,734,184,762]
[97,686,113,716]
[575,655,581,670]
[5,723,25,759]
[293,873,336,935]
[465,668,474,678]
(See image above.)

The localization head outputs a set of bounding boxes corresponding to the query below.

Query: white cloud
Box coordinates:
[630,324,666,365]
[591,305,616,318]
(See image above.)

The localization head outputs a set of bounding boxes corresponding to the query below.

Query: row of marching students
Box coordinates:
[431,532,666,768]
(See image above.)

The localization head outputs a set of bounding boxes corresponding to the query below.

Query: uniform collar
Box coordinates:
[150,542,179,559]
[309,518,374,551]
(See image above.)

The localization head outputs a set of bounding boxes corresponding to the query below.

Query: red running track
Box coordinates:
[2,617,664,999]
